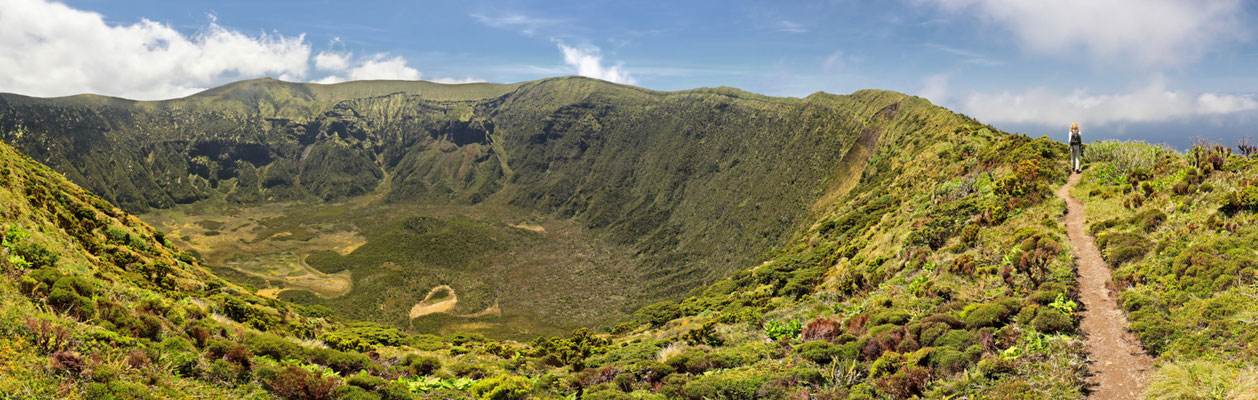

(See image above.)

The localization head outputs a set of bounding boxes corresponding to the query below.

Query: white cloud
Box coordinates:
[470,13,562,36]
[777,20,808,33]
[921,0,1247,67]
[430,77,486,84]
[0,0,480,98]
[558,44,637,85]
[314,51,350,72]
[0,0,310,99]
[918,73,950,105]
[312,52,481,84]
[346,54,421,81]
[958,77,1258,126]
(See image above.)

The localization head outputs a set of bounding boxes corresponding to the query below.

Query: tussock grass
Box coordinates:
[1145,360,1256,400]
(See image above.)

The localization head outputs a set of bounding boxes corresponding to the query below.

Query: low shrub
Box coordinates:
[963,303,1010,328]
[14,241,58,268]
[796,340,839,364]
[247,332,302,361]
[1031,307,1073,333]
[403,354,441,376]
[320,322,404,352]
[470,375,532,400]
[305,348,371,375]
[801,318,840,342]
[635,301,681,327]
[49,351,85,375]
[258,365,341,400]
[1097,232,1151,266]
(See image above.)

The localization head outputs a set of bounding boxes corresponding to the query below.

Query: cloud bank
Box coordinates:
[958,77,1258,126]
[922,0,1247,67]
[0,0,474,100]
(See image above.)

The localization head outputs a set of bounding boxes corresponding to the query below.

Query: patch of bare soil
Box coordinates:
[1058,173,1154,399]
[508,224,546,233]
[256,287,286,299]
[409,285,458,319]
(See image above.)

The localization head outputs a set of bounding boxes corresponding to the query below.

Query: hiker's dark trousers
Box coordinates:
[1070,143,1082,172]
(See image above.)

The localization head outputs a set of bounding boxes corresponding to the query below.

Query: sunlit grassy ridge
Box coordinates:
[1072,139,1258,398]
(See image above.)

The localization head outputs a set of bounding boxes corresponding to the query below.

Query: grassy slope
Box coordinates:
[0,139,277,397]
[0,115,1092,400]
[614,120,1088,399]
[0,77,1102,399]
[0,77,942,336]
[1071,141,1258,398]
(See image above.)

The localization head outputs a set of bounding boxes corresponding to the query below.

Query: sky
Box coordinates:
[2,0,1257,148]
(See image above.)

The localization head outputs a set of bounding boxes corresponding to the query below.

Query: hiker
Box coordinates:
[1068,122,1082,173]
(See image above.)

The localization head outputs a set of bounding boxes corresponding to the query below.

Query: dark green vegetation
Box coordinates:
[0,75,1104,398]
[3,77,960,336]
[1074,140,1258,398]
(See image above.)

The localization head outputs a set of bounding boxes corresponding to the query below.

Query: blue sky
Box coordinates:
[3,0,1257,148]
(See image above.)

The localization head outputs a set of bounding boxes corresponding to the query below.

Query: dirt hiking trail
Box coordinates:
[1058,173,1154,399]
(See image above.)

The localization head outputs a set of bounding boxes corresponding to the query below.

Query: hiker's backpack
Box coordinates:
[1070,130,1081,144]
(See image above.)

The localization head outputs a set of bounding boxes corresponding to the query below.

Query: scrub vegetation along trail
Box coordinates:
[1058,173,1154,399]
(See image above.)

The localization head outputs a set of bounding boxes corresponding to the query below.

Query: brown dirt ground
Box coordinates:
[409,285,458,319]
[508,223,546,233]
[1059,173,1155,399]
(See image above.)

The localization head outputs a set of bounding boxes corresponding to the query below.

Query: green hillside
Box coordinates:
[0,77,961,336]
[0,75,1124,398]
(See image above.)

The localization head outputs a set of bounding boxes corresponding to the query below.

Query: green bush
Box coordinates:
[246,332,302,361]
[626,361,674,383]
[927,346,969,372]
[470,375,532,400]
[346,372,387,390]
[665,349,713,375]
[1132,209,1167,232]
[13,241,58,268]
[332,385,381,400]
[406,334,447,351]
[46,276,97,319]
[305,347,372,375]
[634,301,681,327]
[868,310,910,326]
[1031,307,1073,333]
[1221,185,1258,213]
[82,380,152,399]
[403,354,442,376]
[796,340,839,364]
[963,303,1010,328]
[680,371,768,400]
[1097,232,1151,266]
[2,225,32,248]
[377,381,415,400]
[320,322,403,352]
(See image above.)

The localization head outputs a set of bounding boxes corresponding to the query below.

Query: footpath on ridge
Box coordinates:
[1057,173,1154,399]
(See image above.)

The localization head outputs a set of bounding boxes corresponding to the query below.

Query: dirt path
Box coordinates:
[1058,173,1154,399]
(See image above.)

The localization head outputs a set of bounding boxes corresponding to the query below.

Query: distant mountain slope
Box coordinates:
[0,77,963,326]
[0,85,1103,398]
